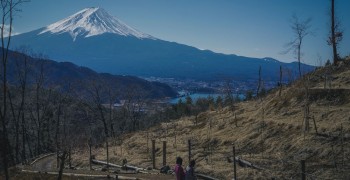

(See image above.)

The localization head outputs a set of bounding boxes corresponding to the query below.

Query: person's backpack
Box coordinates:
[160,165,171,174]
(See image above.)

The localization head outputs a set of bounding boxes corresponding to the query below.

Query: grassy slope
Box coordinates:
[73,60,350,179]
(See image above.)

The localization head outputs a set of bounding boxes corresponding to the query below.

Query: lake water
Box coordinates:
[169,93,245,104]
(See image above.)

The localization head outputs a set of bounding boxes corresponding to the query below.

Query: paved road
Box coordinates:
[31,154,57,172]
[27,154,175,179]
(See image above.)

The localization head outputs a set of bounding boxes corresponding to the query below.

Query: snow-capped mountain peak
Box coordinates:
[39,7,155,41]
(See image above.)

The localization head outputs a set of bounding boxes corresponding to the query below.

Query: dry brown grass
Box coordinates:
[72,64,350,179]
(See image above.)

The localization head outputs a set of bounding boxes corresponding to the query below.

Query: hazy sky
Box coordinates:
[12,0,350,65]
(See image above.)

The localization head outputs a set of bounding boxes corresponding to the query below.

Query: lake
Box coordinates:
[169,93,245,104]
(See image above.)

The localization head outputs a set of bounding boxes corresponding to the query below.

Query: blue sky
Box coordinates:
[12,0,350,66]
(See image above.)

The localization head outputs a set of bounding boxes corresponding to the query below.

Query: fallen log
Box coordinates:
[92,159,219,179]
[92,159,145,172]
[92,159,122,168]
[196,173,219,180]
[234,157,263,170]
[21,169,141,180]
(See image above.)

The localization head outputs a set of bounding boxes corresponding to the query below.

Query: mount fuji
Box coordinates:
[39,7,155,41]
[10,7,313,80]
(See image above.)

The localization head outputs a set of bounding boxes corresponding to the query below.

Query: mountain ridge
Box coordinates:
[10,7,315,81]
[6,50,177,100]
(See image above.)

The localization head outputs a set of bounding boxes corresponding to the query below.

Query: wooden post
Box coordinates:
[341,124,344,167]
[312,116,318,134]
[233,145,237,180]
[332,146,337,169]
[234,113,238,127]
[56,151,59,168]
[120,140,123,156]
[279,65,282,97]
[68,146,72,169]
[106,138,109,171]
[174,123,177,156]
[152,139,156,169]
[163,141,167,166]
[188,139,192,164]
[147,131,149,155]
[88,138,92,170]
[301,160,306,180]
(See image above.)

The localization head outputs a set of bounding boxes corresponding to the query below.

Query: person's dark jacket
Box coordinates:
[185,166,197,180]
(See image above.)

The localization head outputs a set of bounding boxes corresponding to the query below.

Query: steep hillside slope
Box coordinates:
[6,50,177,100]
[72,60,350,179]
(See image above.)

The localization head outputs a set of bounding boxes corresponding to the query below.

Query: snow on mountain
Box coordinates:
[39,7,155,41]
[10,7,315,80]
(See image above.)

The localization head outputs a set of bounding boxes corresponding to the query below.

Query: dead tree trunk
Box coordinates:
[331,0,338,65]
[303,76,311,133]
[188,139,191,164]
[88,138,92,170]
[256,66,262,97]
[57,151,67,180]
[162,141,166,166]
[232,145,237,180]
[152,139,156,169]
[279,65,283,97]
[312,116,318,134]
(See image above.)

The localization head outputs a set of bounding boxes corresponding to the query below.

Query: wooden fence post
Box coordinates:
[301,160,306,180]
[163,141,167,166]
[152,139,156,169]
[68,146,72,169]
[312,116,318,134]
[88,138,92,170]
[341,124,344,167]
[233,144,237,180]
[188,139,192,163]
[147,131,149,155]
[120,139,123,156]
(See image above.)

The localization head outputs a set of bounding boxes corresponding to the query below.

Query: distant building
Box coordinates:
[113,99,125,107]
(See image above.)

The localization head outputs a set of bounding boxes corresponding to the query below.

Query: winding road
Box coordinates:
[23,154,175,180]
[31,154,57,172]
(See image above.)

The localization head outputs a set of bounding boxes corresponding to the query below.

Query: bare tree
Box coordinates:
[256,66,262,97]
[7,48,31,163]
[56,102,75,180]
[302,76,311,133]
[123,85,147,131]
[328,0,343,65]
[81,78,121,171]
[27,59,56,156]
[223,79,235,113]
[284,14,312,78]
[279,65,283,97]
[89,81,110,170]
[0,1,28,179]
[54,83,72,168]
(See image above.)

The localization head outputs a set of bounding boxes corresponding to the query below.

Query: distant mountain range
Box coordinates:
[10,7,314,81]
[6,50,177,100]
